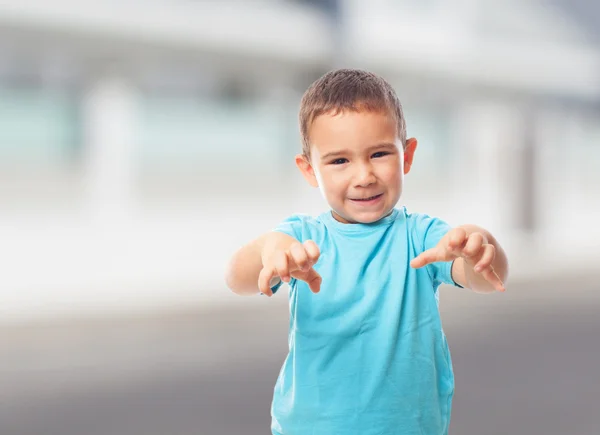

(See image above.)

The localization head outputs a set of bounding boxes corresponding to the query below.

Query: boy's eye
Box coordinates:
[330,158,348,165]
[372,151,390,158]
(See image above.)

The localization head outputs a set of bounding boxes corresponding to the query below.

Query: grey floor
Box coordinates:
[1,275,599,435]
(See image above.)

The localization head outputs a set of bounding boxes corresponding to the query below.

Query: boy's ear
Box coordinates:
[403,138,418,175]
[295,154,319,187]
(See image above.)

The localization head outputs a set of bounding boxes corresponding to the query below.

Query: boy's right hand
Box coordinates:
[258,240,321,297]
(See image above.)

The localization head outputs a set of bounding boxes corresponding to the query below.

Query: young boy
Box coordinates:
[225,69,508,435]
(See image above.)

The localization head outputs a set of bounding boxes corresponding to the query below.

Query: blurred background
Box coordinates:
[0,0,599,434]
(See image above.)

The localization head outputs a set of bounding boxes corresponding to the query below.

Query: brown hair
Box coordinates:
[299,69,406,157]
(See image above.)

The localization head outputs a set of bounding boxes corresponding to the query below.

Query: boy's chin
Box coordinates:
[333,209,391,224]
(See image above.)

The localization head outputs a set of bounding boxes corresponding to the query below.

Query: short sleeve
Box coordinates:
[272,214,306,242]
[412,214,462,289]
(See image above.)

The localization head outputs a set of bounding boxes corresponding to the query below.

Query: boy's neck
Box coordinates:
[331,209,395,224]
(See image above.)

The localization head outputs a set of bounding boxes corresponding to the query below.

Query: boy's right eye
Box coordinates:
[330,158,348,165]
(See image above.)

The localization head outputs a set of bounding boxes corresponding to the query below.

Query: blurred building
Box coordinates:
[0,0,599,322]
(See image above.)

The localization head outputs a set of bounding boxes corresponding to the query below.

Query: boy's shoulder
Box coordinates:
[276,212,324,227]
[404,209,440,225]
[272,212,326,241]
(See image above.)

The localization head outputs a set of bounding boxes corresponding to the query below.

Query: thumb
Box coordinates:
[410,247,440,269]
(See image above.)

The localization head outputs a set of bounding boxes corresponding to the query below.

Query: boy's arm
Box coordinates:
[225,232,297,296]
[450,225,508,294]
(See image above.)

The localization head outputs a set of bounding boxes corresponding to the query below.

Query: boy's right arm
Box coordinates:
[225,232,321,297]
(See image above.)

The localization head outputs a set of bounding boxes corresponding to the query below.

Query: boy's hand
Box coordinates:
[258,240,322,297]
[410,227,505,292]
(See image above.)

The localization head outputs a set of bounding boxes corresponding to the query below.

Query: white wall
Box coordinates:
[0,1,598,322]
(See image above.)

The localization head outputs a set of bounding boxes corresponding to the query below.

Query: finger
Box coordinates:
[474,244,496,273]
[303,268,322,293]
[462,232,484,258]
[289,243,309,271]
[481,267,505,292]
[273,250,291,283]
[447,228,467,251]
[410,247,440,269]
[257,266,275,297]
[303,240,320,264]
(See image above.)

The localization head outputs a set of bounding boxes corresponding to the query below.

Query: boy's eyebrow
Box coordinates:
[320,143,397,161]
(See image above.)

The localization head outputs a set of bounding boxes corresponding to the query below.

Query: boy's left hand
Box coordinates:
[410,227,505,292]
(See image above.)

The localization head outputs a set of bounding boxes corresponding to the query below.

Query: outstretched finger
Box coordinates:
[410,248,440,269]
[258,266,276,297]
[303,240,320,264]
[289,243,309,271]
[273,250,291,283]
[303,267,322,293]
[481,267,505,292]
[462,232,485,258]
[474,244,495,273]
[448,228,468,252]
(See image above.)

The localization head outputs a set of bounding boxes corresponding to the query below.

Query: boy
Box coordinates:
[225,69,508,434]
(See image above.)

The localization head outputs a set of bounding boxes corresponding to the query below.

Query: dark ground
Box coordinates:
[1,275,599,435]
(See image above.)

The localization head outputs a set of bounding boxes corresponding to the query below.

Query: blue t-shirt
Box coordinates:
[270,207,461,435]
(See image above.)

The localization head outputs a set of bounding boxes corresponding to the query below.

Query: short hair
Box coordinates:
[299,69,407,157]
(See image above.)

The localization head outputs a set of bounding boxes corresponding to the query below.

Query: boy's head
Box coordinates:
[296,69,418,224]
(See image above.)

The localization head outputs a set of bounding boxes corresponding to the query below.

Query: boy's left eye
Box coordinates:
[372,151,390,158]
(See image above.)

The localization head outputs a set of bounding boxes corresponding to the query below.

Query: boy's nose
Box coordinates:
[354,164,377,187]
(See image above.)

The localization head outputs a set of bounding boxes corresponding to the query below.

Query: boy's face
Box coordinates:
[296,109,417,224]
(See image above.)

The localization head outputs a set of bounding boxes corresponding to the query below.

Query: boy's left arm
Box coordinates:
[411,224,508,294]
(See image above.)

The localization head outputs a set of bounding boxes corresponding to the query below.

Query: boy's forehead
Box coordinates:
[309,109,399,149]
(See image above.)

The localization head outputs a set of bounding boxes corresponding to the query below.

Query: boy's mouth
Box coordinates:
[350,193,383,203]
